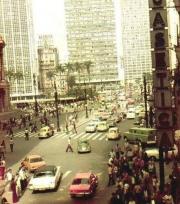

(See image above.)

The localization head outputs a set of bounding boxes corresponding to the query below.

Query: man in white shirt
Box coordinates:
[66,137,73,152]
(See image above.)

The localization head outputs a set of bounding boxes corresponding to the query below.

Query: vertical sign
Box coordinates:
[149,0,174,147]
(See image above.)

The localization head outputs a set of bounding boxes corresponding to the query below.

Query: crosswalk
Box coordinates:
[13,130,108,142]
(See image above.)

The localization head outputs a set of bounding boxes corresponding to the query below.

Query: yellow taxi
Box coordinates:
[38,125,54,139]
[21,154,46,172]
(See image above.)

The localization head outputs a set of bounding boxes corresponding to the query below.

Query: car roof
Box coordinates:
[74,172,92,179]
[130,127,156,131]
[27,154,42,159]
[78,139,89,142]
[35,165,56,173]
[109,127,118,130]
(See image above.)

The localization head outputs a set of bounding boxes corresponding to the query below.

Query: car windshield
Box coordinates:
[40,128,47,132]
[88,124,95,127]
[72,178,89,185]
[109,130,117,133]
[30,157,43,163]
[34,171,54,178]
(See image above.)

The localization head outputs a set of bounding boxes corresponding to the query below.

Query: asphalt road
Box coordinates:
[3,113,133,204]
[4,115,174,204]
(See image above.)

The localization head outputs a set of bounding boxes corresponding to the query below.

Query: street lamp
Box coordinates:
[84,79,88,118]
[54,80,60,132]
[143,75,148,128]
[33,73,38,116]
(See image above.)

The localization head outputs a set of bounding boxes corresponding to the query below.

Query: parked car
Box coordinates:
[38,125,54,139]
[144,144,178,160]
[28,165,61,192]
[85,123,96,133]
[69,172,98,198]
[123,127,156,144]
[91,118,101,127]
[21,154,46,172]
[97,121,109,132]
[77,139,91,153]
[107,127,121,140]
[107,118,116,128]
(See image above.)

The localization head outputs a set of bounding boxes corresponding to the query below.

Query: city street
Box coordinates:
[5,114,133,204]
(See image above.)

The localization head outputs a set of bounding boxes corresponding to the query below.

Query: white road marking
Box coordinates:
[73,132,84,139]
[86,133,96,140]
[99,135,106,140]
[92,133,103,140]
[62,170,72,180]
[81,133,89,139]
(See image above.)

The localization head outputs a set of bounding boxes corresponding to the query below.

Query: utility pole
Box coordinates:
[143,75,148,128]
[54,81,60,132]
[33,73,38,116]
[84,79,88,118]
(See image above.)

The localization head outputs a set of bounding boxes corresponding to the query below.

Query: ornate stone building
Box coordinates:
[0,37,10,112]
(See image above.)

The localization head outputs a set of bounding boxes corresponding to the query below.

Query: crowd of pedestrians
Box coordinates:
[0,161,29,203]
[108,142,180,204]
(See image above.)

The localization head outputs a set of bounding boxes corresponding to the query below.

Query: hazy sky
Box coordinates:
[32,0,68,61]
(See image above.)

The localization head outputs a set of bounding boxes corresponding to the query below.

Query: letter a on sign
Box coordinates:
[153,13,165,30]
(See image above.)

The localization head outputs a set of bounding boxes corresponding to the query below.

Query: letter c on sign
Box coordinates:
[153,0,162,5]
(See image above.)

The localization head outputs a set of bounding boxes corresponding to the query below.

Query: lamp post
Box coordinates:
[54,80,60,132]
[84,79,88,118]
[33,73,38,116]
[143,75,148,128]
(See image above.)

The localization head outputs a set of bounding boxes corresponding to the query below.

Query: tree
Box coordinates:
[64,62,74,94]
[46,70,55,86]
[74,62,84,83]
[83,60,93,82]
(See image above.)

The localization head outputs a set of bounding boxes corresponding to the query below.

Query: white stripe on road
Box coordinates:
[81,133,89,139]
[62,170,72,180]
[99,135,106,140]
[52,132,66,139]
[92,133,103,140]
[73,132,84,139]
[86,133,96,140]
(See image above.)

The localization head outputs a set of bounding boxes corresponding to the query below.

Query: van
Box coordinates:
[123,127,156,144]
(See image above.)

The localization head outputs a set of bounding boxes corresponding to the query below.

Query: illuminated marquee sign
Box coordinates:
[149,0,173,147]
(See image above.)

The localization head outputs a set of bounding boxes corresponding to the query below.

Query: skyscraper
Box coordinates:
[0,0,36,100]
[120,0,152,82]
[64,0,120,83]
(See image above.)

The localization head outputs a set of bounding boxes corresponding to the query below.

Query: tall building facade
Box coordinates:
[37,35,59,96]
[64,0,120,83]
[0,0,36,100]
[120,0,152,82]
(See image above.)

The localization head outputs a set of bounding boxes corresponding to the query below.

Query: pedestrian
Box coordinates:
[73,122,77,134]
[108,164,115,186]
[10,177,19,203]
[9,137,14,152]
[9,127,14,137]
[24,128,29,140]
[66,137,73,152]
[65,121,69,134]
[1,140,6,153]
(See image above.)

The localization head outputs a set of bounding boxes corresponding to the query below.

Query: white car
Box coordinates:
[85,123,96,133]
[126,110,136,119]
[91,118,101,127]
[97,121,109,132]
[29,165,61,192]
[107,127,121,140]
[144,145,178,160]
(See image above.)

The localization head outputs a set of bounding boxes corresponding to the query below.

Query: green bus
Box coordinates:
[123,127,156,144]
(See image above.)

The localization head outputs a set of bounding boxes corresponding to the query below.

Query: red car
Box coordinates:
[69,172,98,198]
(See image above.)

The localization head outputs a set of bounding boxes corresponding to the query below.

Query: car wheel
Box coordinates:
[52,131,54,136]
[47,133,50,137]
[70,194,75,198]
